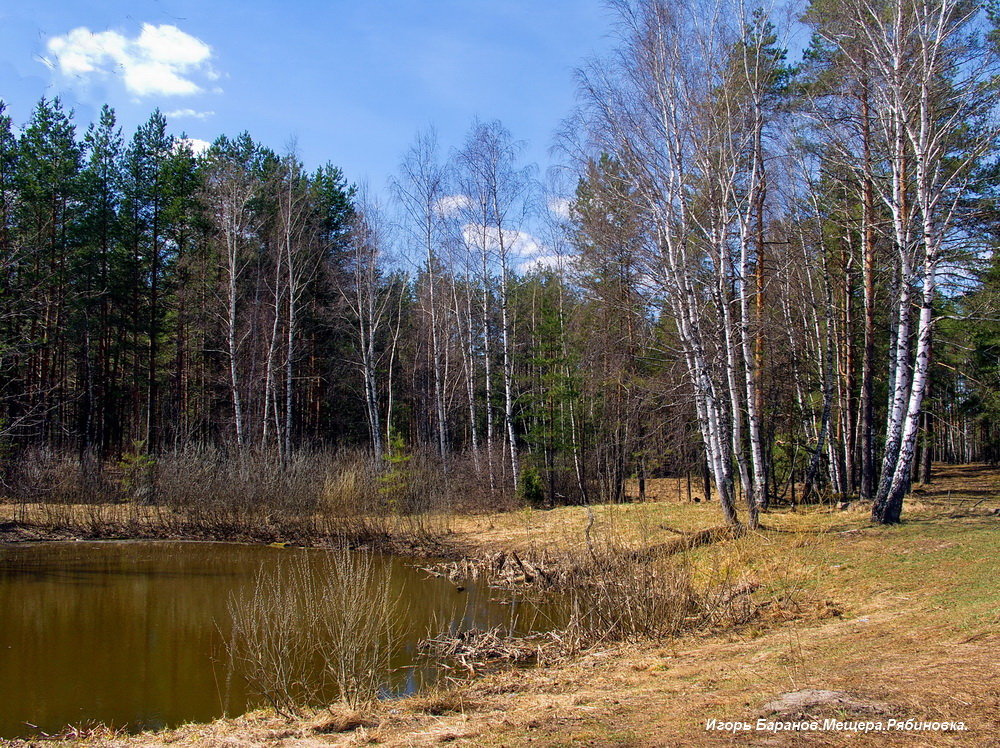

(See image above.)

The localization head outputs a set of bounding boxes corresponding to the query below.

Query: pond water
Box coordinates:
[0,541,546,739]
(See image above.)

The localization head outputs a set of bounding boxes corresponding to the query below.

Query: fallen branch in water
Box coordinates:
[419,627,547,673]
[415,550,555,589]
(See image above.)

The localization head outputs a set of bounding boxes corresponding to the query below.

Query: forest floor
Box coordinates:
[3,464,999,747]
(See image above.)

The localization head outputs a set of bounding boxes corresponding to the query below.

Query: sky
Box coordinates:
[0,0,615,192]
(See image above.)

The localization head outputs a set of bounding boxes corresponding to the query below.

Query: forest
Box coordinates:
[1,0,999,533]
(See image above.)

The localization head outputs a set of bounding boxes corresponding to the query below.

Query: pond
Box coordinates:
[0,541,546,739]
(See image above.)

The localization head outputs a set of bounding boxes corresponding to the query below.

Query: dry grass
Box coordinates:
[405,687,479,716]
[307,707,377,734]
[0,447,466,552]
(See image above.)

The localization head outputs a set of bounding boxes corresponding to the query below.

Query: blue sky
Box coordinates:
[0,1,614,189]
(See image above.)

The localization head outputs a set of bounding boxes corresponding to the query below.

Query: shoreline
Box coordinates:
[0,508,467,561]
[2,466,998,746]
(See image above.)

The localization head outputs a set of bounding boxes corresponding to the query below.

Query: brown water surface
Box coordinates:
[0,541,540,739]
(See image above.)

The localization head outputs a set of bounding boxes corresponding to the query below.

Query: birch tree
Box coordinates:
[393,130,450,458]
[203,136,261,449]
[576,0,791,527]
[346,187,394,459]
[815,0,999,522]
[278,152,316,457]
[454,120,534,490]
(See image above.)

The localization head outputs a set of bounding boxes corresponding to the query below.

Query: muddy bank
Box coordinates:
[0,507,459,559]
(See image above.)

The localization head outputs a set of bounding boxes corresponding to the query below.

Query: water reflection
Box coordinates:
[0,541,542,739]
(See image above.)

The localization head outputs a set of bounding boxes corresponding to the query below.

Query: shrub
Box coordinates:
[116,441,158,504]
[519,465,546,508]
[225,547,403,716]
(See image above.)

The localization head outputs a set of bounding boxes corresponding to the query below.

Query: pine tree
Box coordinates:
[121,110,174,450]
[79,104,124,452]
[15,97,82,445]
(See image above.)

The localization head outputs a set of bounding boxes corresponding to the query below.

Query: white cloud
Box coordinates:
[461,224,547,259]
[434,194,472,217]
[520,254,568,273]
[547,197,573,220]
[174,137,211,156]
[45,24,217,97]
[46,28,128,76]
[166,108,215,120]
[510,230,546,257]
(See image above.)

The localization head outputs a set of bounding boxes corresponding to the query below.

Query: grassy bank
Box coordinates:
[0,447,487,556]
[2,464,999,746]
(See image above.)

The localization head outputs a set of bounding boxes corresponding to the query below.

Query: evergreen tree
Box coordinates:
[78,104,124,452]
[121,110,174,449]
[15,97,82,445]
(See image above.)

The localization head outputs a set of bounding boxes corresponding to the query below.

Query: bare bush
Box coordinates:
[2,446,506,545]
[422,537,761,666]
[225,546,403,716]
[459,541,760,653]
[562,540,759,649]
